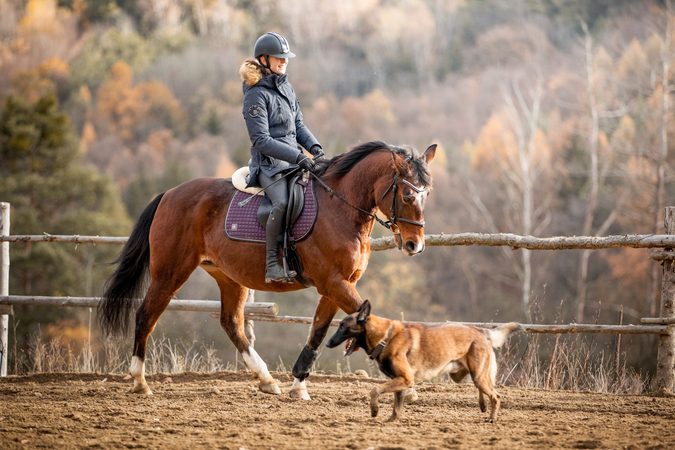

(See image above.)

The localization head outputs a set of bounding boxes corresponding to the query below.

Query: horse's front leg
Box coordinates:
[212,273,281,395]
[291,278,364,400]
[290,296,340,400]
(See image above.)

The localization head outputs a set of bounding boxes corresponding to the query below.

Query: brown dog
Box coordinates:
[326,300,520,422]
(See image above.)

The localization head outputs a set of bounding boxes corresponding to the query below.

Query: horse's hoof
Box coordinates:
[259,381,281,395]
[385,414,398,422]
[289,387,311,400]
[129,384,153,395]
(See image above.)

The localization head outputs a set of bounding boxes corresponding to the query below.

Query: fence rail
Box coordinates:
[247,314,668,334]
[0,295,665,334]
[3,232,675,250]
[1,201,674,394]
[0,296,277,317]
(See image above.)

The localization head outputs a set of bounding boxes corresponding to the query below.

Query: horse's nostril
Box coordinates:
[405,240,417,252]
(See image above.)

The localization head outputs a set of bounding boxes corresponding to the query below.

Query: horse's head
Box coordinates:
[320,141,437,255]
[375,144,437,256]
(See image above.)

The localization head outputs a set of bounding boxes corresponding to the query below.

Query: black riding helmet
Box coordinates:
[254,32,296,59]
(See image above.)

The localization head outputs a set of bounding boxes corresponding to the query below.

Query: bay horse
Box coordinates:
[99,140,436,399]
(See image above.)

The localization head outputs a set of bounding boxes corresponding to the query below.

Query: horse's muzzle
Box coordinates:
[403,239,425,255]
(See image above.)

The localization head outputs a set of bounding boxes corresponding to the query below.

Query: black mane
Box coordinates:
[316,141,431,186]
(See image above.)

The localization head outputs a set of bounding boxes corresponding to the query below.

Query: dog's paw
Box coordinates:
[402,388,419,403]
[370,390,380,417]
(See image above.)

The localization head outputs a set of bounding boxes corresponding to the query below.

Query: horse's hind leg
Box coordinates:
[130,265,196,394]
[129,283,176,394]
[211,272,280,395]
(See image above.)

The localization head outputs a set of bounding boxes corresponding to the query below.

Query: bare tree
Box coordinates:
[574,23,623,323]
[502,75,545,322]
[459,72,550,322]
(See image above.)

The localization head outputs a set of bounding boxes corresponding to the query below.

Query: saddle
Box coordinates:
[226,168,318,283]
[255,171,307,229]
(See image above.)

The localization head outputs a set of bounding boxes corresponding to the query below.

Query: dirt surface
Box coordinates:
[1,371,674,449]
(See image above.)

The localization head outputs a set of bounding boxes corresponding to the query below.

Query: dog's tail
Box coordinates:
[486,322,522,348]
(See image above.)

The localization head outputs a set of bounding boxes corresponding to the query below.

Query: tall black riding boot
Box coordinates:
[264,207,297,283]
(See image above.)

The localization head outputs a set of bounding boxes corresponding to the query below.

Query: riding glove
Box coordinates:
[297,154,317,173]
[309,145,326,163]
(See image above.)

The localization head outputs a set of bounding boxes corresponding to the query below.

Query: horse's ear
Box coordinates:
[357,300,371,323]
[423,144,437,164]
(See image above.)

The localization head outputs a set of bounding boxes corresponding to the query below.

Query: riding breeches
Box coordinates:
[258,172,290,211]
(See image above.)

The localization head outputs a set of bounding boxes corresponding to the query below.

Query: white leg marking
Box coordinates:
[242,347,273,382]
[129,356,152,395]
[242,347,280,395]
[130,356,144,379]
[289,377,311,400]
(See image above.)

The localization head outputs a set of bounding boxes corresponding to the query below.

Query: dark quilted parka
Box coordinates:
[239,59,321,187]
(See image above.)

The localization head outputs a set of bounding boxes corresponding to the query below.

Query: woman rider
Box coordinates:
[240,32,323,283]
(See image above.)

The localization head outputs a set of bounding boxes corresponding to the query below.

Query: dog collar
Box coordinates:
[368,325,394,361]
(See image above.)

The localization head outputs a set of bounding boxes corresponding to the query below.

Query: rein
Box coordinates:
[309,172,393,230]
[309,168,427,232]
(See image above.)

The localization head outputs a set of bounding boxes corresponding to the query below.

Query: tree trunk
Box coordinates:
[503,76,542,322]
[576,23,601,323]
[651,0,672,317]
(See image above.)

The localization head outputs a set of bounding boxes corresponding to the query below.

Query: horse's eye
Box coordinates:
[402,191,415,204]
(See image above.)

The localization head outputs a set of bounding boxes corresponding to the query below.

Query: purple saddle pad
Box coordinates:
[225,180,317,243]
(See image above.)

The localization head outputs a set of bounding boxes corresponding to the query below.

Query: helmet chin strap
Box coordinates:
[258,55,272,71]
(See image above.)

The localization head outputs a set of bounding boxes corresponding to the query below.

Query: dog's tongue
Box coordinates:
[344,337,360,356]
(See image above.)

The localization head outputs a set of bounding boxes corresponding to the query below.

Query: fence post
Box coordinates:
[0,202,11,377]
[655,207,675,394]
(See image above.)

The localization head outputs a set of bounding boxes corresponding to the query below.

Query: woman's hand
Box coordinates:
[297,154,317,173]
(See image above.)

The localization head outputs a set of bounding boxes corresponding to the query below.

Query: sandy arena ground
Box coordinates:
[1,371,674,449]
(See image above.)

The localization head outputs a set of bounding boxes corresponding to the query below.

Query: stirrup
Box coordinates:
[264,267,297,283]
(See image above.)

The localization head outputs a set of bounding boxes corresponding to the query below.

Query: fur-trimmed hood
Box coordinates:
[239,58,271,87]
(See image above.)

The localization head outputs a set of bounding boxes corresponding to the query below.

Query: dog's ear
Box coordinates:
[356,300,371,324]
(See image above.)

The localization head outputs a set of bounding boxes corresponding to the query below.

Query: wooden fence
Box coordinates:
[1,202,674,393]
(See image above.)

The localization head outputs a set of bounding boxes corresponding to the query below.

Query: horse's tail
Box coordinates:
[98,192,165,336]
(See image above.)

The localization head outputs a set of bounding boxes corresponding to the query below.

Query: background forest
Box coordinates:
[0,0,673,386]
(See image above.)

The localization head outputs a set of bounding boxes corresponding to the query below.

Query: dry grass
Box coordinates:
[497,334,648,394]
[9,328,650,395]
[13,331,233,375]
[8,299,650,395]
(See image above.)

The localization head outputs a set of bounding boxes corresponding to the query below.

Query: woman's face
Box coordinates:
[267,56,288,75]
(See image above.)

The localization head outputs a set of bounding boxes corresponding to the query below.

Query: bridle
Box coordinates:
[309,152,428,248]
[379,173,427,229]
